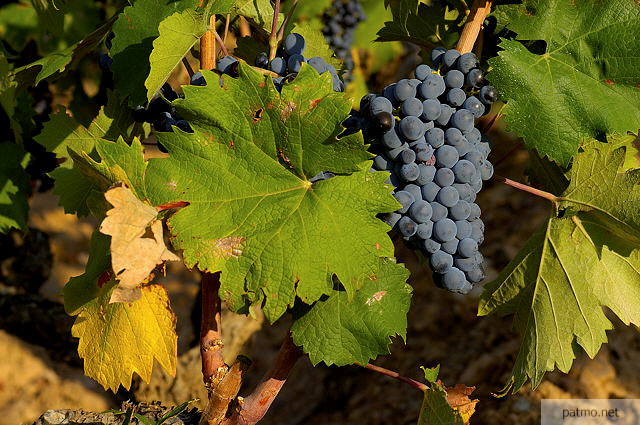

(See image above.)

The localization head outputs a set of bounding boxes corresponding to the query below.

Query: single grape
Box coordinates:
[464,151,483,169]
[446,88,466,107]
[466,266,485,283]
[399,148,417,164]
[442,268,471,293]
[479,85,498,104]
[430,47,447,67]
[444,128,465,146]
[399,162,420,181]
[394,79,417,102]
[478,141,491,159]
[416,164,437,185]
[435,167,455,187]
[373,155,392,170]
[382,128,402,149]
[451,109,474,132]
[370,96,393,116]
[468,203,481,220]
[470,219,485,244]
[454,256,475,272]
[423,238,441,254]
[435,104,454,126]
[456,52,478,74]
[398,216,418,237]
[399,116,424,140]
[458,238,478,257]
[372,112,394,132]
[444,70,464,88]
[394,190,415,214]
[413,143,434,162]
[435,145,459,168]
[430,250,453,273]
[442,49,460,69]
[453,183,474,203]
[404,184,423,202]
[419,74,446,99]
[421,99,441,121]
[401,98,423,117]
[430,202,447,222]
[449,200,470,220]
[437,186,460,208]
[422,182,441,202]
[383,84,399,106]
[270,57,287,74]
[455,220,472,239]
[465,68,484,88]
[463,96,485,118]
[452,159,477,183]
[464,127,481,145]
[416,221,434,239]
[409,200,433,223]
[425,127,445,148]
[441,238,459,255]
[415,64,432,81]
[284,33,306,55]
[479,160,494,180]
[381,212,401,228]
[287,54,305,73]
[469,177,483,194]
[433,218,457,242]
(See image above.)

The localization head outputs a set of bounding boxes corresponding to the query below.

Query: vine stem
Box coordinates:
[456,0,492,54]
[223,14,231,44]
[200,272,226,387]
[200,15,217,69]
[239,16,251,37]
[182,58,195,77]
[276,0,299,42]
[223,334,302,425]
[493,175,559,202]
[356,363,428,392]
[268,0,281,61]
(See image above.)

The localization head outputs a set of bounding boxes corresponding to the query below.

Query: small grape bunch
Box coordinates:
[360,47,498,294]
[322,0,366,81]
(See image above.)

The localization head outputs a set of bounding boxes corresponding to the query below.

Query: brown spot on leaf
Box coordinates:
[165,181,178,191]
[280,101,296,120]
[203,132,215,143]
[294,86,301,92]
[213,237,246,258]
[309,98,322,109]
[636,82,640,89]
[229,140,235,148]
[278,149,293,168]
[375,242,381,250]
[98,270,113,288]
[259,81,266,88]
[253,108,263,122]
[267,102,274,110]
[365,291,386,306]
[604,79,615,85]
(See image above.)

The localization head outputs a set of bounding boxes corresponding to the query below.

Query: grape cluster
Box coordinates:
[359,47,498,294]
[250,33,344,92]
[322,0,365,80]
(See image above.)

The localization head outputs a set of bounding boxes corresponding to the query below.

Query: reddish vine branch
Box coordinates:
[493,175,559,202]
[357,363,428,392]
[268,0,281,60]
[200,272,226,387]
[224,334,302,425]
[456,0,493,54]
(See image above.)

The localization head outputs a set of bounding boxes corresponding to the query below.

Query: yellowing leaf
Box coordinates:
[418,380,477,425]
[71,284,177,392]
[99,186,179,303]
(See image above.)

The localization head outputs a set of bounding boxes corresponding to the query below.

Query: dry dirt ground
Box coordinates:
[3,146,640,425]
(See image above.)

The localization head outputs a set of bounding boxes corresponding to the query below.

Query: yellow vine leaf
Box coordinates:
[99,185,179,303]
[71,284,177,392]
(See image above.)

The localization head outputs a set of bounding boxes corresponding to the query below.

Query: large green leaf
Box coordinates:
[234,0,280,34]
[109,0,197,107]
[291,260,411,366]
[488,0,640,166]
[376,0,461,49]
[141,64,395,322]
[479,136,640,393]
[0,142,30,233]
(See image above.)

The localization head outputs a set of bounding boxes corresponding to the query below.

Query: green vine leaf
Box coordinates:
[488,0,640,166]
[376,0,461,49]
[291,259,411,366]
[479,136,640,393]
[0,142,30,233]
[71,282,177,392]
[143,64,396,322]
[109,0,198,107]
